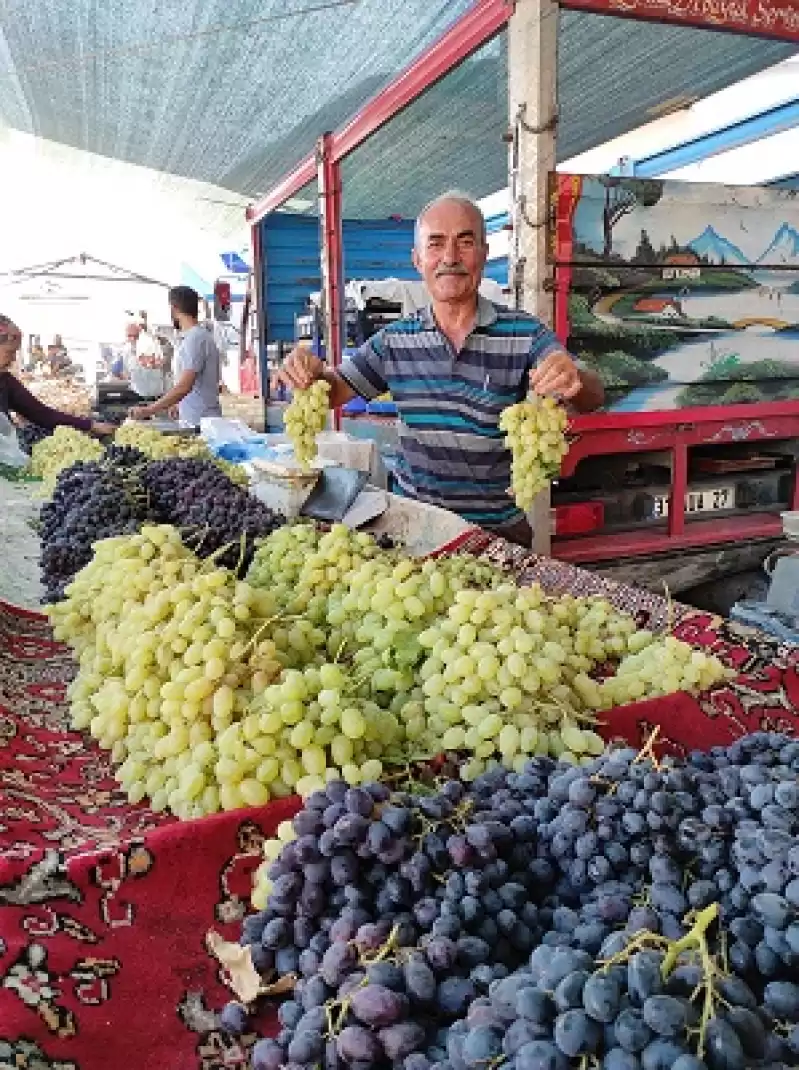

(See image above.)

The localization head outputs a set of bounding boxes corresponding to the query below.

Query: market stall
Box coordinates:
[2,518,799,1069]
[1,411,799,1068]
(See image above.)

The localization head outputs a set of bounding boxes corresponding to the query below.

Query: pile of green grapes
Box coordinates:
[31,426,105,493]
[49,521,732,820]
[499,394,569,511]
[282,380,331,470]
[31,423,247,494]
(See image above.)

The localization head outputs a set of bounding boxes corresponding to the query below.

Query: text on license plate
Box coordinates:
[651,485,734,519]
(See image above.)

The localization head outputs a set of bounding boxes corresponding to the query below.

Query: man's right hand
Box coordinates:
[271,346,325,392]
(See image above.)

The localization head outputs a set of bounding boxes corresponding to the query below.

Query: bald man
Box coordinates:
[275,192,603,547]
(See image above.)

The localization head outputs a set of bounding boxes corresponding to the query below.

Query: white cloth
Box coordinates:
[121,333,167,399]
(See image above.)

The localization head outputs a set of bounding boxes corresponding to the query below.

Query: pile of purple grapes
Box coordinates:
[16,422,52,454]
[40,452,285,600]
[141,457,283,572]
[39,454,153,601]
[224,732,799,1070]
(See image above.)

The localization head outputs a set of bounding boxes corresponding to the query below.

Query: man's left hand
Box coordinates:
[129,404,155,420]
[529,352,582,400]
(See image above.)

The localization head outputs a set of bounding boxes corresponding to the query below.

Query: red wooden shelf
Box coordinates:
[554,511,784,564]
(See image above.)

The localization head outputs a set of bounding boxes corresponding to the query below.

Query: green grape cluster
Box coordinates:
[282,379,331,470]
[50,518,732,820]
[499,394,569,511]
[415,584,632,779]
[591,633,732,707]
[48,525,284,818]
[218,660,398,804]
[114,423,248,485]
[245,522,322,599]
[326,553,506,687]
[30,426,104,493]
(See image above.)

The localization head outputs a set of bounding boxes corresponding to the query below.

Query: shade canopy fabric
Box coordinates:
[0,1,793,219]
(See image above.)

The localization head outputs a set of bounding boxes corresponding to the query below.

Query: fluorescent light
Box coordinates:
[283,197,314,211]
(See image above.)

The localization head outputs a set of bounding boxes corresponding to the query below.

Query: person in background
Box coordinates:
[129,286,222,425]
[275,191,604,548]
[47,335,73,377]
[30,336,46,370]
[0,315,114,435]
[117,320,167,401]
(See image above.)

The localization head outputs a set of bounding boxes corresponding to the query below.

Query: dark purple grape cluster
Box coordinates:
[16,422,52,454]
[141,458,284,573]
[103,443,149,468]
[222,733,799,1070]
[440,938,797,1070]
[39,457,154,601]
[40,452,285,599]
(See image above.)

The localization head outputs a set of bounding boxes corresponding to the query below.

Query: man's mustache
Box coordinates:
[435,265,469,276]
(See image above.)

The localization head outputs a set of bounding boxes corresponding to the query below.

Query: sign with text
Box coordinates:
[558,0,799,42]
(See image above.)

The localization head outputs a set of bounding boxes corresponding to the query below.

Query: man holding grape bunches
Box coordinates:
[275,193,603,547]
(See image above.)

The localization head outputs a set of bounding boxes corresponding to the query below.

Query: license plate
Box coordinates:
[651,485,734,519]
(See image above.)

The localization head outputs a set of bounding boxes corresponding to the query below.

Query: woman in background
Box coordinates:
[0,315,114,435]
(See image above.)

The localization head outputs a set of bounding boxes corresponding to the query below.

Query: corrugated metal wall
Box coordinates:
[484,257,509,285]
[259,213,416,344]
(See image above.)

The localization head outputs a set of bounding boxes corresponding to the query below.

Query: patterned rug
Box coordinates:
[2,538,799,1070]
[0,600,302,1070]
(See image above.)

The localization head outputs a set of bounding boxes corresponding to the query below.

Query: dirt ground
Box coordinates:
[0,477,43,609]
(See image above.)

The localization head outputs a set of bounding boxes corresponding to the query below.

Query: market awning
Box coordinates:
[0,1,793,216]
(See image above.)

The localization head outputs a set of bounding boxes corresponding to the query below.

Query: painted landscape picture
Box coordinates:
[555,176,799,412]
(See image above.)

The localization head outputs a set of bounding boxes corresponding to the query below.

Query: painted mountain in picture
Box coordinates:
[759,223,799,268]
[555,175,799,412]
[688,226,748,266]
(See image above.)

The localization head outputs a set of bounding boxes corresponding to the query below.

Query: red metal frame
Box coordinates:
[555,401,799,563]
[317,132,345,430]
[557,0,799,43]
[250,222,265,396]
[246,0,515,226]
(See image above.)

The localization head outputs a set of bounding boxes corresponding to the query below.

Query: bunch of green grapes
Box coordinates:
[247,524,322,602]
[248,524,388,663]
[30,427,104,493]
[214,659,398,808]
[282,379,331,470]
[499,394,569,511]
[48,525,284,819]
[114,423,248,485]
[592,633,732,708]
[414,584,605,777]
[50,516,733,820]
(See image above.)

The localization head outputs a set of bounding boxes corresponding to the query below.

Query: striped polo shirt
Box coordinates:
[338,295,563,529]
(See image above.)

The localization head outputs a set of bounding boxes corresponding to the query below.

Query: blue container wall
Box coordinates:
[259,213,417,346]
[484,257,509,285]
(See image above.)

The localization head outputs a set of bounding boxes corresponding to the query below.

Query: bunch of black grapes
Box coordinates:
[17,423,52,454]
[39,457,154,601]
[223,733,799,1070]
[142,457,284,573]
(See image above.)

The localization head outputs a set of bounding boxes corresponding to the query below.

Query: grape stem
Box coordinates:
[661,902,720,1058]
[324,924,402,1038]
[235,531,248,575]
[597,901,722,1060]
[632,725,662,770]
[660,903,718,977]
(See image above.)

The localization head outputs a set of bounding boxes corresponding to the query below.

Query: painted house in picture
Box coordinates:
[550,175,799,413]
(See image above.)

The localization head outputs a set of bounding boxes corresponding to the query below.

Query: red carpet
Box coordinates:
[2,556,799,1068]
[0,600,301,1070]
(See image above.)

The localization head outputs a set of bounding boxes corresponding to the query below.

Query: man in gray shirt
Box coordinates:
[129,286,222,426]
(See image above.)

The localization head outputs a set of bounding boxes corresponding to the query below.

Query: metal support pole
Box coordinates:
[251,223,268,408]
[508,0,559,556]
[317,132,344,430]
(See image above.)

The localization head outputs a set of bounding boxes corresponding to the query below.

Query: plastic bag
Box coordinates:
[0,412,29,469]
